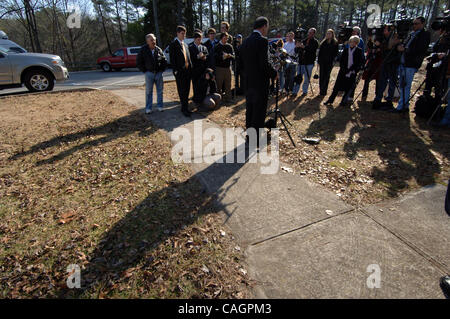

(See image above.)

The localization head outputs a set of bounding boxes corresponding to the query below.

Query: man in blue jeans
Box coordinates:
[137,33,168,114]
[293,28,319,96]
[395,17,430,113]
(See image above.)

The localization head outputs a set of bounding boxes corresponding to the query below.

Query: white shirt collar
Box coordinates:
[253,30,262,36]
[177,38,184,45]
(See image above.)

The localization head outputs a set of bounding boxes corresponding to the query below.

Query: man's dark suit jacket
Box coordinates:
[169,39,193,75]
[240,31,277,93]
[188,42,208,78]
[240,31,277,131]
[334,46,364,92]
[403,28,431,69]
[204,39,218,69]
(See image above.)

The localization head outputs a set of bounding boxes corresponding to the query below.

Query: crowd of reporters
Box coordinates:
[136,14,449,127]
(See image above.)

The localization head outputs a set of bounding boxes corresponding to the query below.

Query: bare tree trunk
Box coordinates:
[209,0,214,27]
[114,0,125,46]
[349,1,354,25]
[97,3,112,55]
[322,1,331,37]
[293,0,297,29]
[199,0,203,30]
[314,0,320,26]
[177,0,183,25]
[362,0,370,40]
[428,0,440,28]
[153,0,162,46]
[24,0,42,52]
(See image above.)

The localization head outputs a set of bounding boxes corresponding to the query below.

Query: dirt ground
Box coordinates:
[0,90,251,298]
[164,66,449,206]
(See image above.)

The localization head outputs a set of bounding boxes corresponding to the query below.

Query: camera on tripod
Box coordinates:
[337,23,353,44]
[368,26,385,42]
[392,19,413,41]
[431,10,450,32]
[294,26,307,41]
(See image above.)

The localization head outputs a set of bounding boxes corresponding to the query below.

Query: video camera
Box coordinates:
[392,19,413,40]
[368,27,385,42]
[337,24,353,43]
[431,10,450,32]
[294,26,307,41]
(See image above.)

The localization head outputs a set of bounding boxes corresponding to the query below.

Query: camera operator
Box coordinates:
[435,51,450,128]
[293,28,319,96]
[361,32,382,99]
[137,33,168,114]
[424,26,449,100]
[214,32,235,104]
[197,68,222,111]
[372,25,401,110]
[189,32,209,106]
[395,16,431,113]
[283,31,297,95]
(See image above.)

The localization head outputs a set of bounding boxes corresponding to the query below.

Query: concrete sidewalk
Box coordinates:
[113,88,449,299]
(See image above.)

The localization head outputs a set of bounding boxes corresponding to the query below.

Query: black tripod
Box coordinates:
[427,87,450,125]
[298,63,315,95]
[267,79,296,147]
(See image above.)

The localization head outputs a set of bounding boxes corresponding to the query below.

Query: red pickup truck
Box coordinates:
[97,47,141,72]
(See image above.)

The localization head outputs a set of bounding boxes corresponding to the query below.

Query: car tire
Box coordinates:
[101,63,112,72]
[24,69,54,92]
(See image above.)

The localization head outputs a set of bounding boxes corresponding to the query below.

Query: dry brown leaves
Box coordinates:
[0,90,250,299]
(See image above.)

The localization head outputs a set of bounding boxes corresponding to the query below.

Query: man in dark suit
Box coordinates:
[189,32,209,105]
[169,25,193,117]
[240,17,277,142]
[324,36,364,107]
[204,28,218,70]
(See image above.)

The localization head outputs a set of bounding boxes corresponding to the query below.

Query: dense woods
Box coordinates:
[0,0,448,69]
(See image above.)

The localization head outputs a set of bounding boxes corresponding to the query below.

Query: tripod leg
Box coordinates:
[303,64,314,95]
[427,87,450,126]
[279,111,293,126]
[279,116,296,147]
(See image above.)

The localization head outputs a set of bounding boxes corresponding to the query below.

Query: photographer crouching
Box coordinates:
[196,68,222,111]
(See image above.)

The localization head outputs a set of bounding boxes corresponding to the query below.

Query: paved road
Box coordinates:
[0,68,175,96]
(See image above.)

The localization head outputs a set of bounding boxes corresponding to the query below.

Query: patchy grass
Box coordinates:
[200,67,450,206]
[0,90,250,298]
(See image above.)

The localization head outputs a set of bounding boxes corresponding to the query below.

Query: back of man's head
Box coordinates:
[254,17,269,30]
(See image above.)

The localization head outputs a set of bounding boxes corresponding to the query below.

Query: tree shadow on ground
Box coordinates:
[9,102,182,166]
[414,114,450,162]
[305,98,356,142]
[342,102,442,198]
[57,147,248,298]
